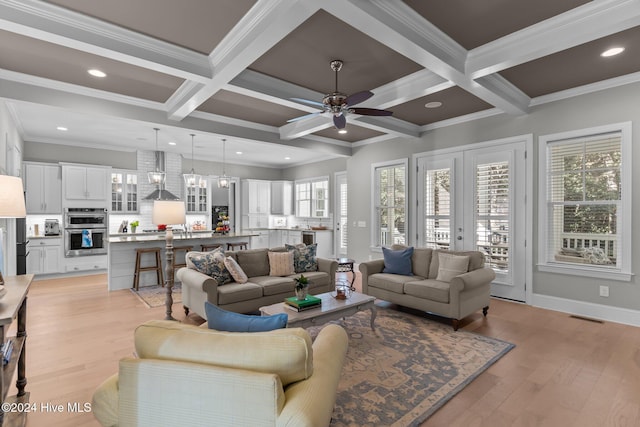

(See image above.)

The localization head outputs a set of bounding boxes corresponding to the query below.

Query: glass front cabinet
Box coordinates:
[185,179,208,213]
[111,171,138,213]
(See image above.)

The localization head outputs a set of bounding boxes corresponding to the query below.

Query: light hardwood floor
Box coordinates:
[12,273,640,426]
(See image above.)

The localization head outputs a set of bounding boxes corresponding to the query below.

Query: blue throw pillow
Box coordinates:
[382,246,414,275]
[205,301,288,332]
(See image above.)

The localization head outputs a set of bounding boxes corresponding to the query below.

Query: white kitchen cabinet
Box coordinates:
[242,180,270,214]
[24,162,62,214]
[26,238,62,274]
[270,181,292,215]
[185,180,208,213]
[64,255,108,273]
[283,230,302,245]
[269,229,283,247]
[241,214,269,230]
[250,230,270,249]
[63,165,110,201]
[111,170,139,213]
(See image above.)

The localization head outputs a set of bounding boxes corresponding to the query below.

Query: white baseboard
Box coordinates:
[532,293,640,327]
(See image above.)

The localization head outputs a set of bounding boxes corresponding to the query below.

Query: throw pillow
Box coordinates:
[205,301,288,332]
[223,256,248,284]
[436,252,470,282]
[185,248,232,285]
[285,243,318,273]
[382,246,414,275]
[268,251,296,276]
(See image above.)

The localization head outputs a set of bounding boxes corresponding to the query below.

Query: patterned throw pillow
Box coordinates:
[581,247,610,265]
[285,243,318,273]
[185,248,231,285]
[223,256,248,284]
[268,251,295,276]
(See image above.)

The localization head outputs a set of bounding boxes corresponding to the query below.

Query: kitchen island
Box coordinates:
[107,232,257,291]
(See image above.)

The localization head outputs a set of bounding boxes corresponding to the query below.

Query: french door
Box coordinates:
[334,172,348,258]
[417,140,528,301]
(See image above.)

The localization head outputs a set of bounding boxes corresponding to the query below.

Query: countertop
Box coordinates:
[107,232,257,243]
[249,228,333,232]
[28,235,62,240]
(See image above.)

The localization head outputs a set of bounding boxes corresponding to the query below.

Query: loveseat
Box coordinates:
[359,245,495,330]
[92,319,349,427]
[177,246,338,319]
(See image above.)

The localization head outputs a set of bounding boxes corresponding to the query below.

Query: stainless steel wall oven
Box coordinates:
[64,208,108,257]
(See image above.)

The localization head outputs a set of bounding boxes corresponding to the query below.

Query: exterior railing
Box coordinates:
[560,232,617,259]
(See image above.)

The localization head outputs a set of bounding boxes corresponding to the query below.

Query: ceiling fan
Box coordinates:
[287,59,393,130]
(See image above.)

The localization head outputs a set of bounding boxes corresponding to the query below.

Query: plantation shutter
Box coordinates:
[476,161,510,271]
[423,168,451,249]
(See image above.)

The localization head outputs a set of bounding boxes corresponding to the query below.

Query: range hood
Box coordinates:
[144,151,180,201]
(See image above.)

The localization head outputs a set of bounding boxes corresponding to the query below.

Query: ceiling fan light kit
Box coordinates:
[288,59,393,131]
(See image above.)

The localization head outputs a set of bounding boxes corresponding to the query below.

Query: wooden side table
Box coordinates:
[336,258,356,290]
[0,274,33,427]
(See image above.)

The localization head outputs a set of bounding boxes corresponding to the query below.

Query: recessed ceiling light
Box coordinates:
[425,101,443,108]
[236,151,243,155]
[88,68,106,77]
[56,126,68,131]
[338,129,347,134]
[168,141,176,146]
[284,156,291,160]
[601,47,624,57]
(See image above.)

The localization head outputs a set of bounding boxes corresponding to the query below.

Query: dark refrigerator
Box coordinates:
[15,218,28,275]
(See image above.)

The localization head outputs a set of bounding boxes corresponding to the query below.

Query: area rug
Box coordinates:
[308,307,514,427]
[131,283,182,308]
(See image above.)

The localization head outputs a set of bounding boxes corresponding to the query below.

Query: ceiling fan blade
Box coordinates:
[351,107,393,117]
[286,111,323,123]
[291,97,325,108]
[345,90,373,106]
[333,114,347,129]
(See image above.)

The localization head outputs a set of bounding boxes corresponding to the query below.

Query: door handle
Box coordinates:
[457,236,462,240]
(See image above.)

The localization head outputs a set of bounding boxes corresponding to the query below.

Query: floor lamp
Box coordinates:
[152,200,186,320]
[0,176,27,298]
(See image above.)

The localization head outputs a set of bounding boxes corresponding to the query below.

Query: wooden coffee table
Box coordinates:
[260,291,377,329]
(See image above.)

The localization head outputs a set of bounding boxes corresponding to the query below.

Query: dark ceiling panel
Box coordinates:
[249,10,424,96]
[313,124,384,143]
[0,30,183,103]
[500,26,640,98]
[198,90,306,127]
[44,0,257,54]
[405,0,591,50]
[392,86,493,125]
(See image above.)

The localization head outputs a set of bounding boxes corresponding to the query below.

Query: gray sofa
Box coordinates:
[359,246,495,330]
[177,247,338,319]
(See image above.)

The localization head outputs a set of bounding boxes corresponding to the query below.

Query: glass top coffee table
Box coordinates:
[260,291,376,329]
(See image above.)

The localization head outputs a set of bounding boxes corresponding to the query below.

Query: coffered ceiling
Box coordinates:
[1,0,639,167]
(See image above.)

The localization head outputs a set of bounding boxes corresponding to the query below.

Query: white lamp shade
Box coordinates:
[0,175,27,218]
[152,200,186,225]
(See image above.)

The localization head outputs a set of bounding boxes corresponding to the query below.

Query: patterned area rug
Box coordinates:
[131,283,182,308]
[308,307,514,427]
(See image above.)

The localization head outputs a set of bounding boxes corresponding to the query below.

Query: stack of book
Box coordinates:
[284,295,322,312]
[1,339,13,366]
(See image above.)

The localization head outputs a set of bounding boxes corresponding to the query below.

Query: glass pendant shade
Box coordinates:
[218,138,230,188]
[148,128,166,185]
[183,133,201,188]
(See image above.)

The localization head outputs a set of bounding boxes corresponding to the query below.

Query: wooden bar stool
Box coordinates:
[227,242,248,251]
[133,247,164,291]
[173,245,193,272]
[201,243,222,251]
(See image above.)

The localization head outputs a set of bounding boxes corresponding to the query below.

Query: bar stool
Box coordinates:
[132,247,164,291]
[227,242,248,251]
[201,243,222,252]
[173,245,193,272]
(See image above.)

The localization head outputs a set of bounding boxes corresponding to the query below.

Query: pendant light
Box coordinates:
[183,133,201,188]
[218,138,230,189]
[147,128,166,185]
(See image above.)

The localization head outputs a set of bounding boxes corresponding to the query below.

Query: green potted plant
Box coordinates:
[130,220,139,233]
[294,274,310,300]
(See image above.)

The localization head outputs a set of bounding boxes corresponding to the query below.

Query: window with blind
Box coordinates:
[539,123,632,280]
[295,177,329,218]
[476,162,510,272]
[372,159,407,248]
[424,168,451,249]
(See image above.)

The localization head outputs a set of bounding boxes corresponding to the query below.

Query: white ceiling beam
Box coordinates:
[321,0,530,115]
[279,115,334,140]
[0,0,212,83]
[166,0,320,121]
[467,0,640,79]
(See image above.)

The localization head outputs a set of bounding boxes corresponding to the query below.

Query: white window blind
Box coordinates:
[546,132,621,268]
[373,162,406,247]
[424,168,451,249]
[476,162,510,272]
[339,182,348,250]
